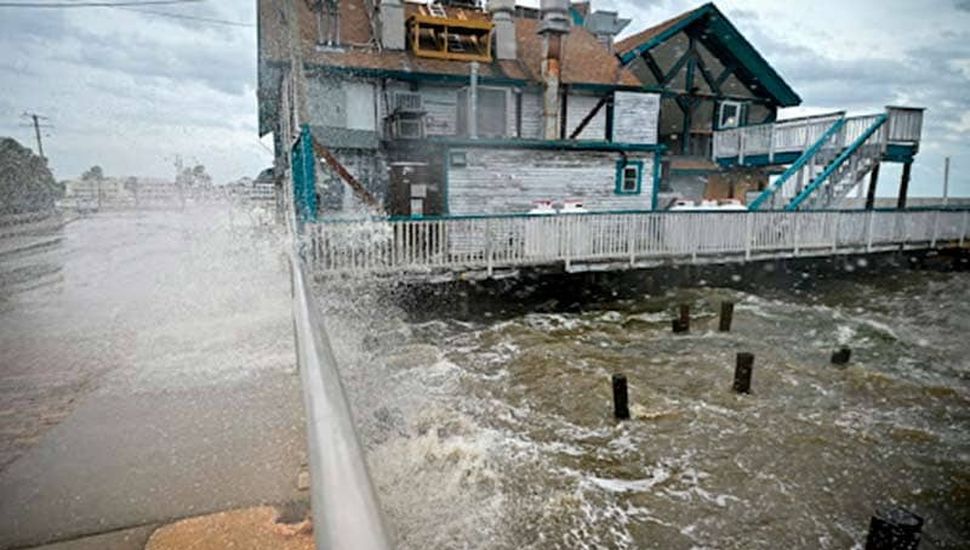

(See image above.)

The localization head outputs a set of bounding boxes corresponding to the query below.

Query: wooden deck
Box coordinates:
[304,209,969,280]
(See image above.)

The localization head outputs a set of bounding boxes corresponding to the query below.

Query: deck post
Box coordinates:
[930,210,939,248]
[745,213,753,261]
[865,162,880,210]
[793,213,800,256]
[832,211,840,253]
[961,210,968,247]
[691,221,699,263]
[563,215,571,272]
[897,161,912,209]
[627,215,636,267]
[738,130,746,165]
[866,210,874,252]
[768,127,775,164]
[485,218,494,277]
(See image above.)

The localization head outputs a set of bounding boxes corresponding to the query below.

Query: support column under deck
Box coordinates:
[865,162,880,210]
[897,161,912,209]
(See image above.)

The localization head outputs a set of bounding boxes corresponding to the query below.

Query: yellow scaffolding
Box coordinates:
[407,11,494,63]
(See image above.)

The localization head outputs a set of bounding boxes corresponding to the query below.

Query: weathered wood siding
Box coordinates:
[613,91,661,144]
[519,91,544,139]
[447,148,654,215]
[566,93,607,140]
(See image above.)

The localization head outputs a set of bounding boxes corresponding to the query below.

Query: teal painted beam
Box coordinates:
[786,115,888,211]
[618,3,713,65]
[426,137,663,153]
[747,117,846,211]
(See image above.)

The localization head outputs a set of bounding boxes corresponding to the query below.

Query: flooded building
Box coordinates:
[258,0,924,220]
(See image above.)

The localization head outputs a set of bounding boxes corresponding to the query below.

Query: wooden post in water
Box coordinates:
[719,302,734,332]
[612,374,630,420]
[831,347,852,365]
[733,352,754,394]
[865,508,923,550]
[672,304,690,333]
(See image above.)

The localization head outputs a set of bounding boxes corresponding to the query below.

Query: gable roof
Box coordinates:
[257,0,640,88]
[615,3,801,107]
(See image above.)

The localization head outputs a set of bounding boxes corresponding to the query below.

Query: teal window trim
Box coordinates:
[651,150,662,210]
[615,159,644,195]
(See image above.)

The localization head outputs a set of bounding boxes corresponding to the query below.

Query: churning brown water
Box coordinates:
[318,266,970,549]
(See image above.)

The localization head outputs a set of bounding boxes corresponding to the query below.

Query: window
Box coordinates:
[457,87,508,138]
[449,151,467,167]
[615,160,643,195]
[718,101,748,129]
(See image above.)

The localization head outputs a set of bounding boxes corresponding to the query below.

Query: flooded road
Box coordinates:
[320,266,970,549]
[0,207,305,548]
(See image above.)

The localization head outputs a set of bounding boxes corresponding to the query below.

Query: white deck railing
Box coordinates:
[713,106,922,163]
[713,113,844,162]
[306,210,969,277]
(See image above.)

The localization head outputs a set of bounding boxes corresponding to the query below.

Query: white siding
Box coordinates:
[519,91,544,139]
[613,91,661,144]
[448,148,654,215]
[566,93,607,140]
[422,86,459,136]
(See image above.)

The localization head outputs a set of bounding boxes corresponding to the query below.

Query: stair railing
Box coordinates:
[747,117,846,211]
[787,114,888,211]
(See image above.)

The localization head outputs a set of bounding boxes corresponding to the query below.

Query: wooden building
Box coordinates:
[258,0,924,219]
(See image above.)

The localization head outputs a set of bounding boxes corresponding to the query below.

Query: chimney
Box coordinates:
[488,0,517,61]
[380,0,405,50]
[585,10,631,53]
[538,0,569,140]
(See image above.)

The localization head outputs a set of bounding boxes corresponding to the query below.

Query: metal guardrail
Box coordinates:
[289,249,392,549]
[306,210,970,277]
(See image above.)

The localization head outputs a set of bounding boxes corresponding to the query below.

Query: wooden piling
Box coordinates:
[733,352,754,394]
[865,508,923,550]
[612,374,630,420]
[672,304,690,333]
[831,347,852,365]
[719,302,734,332]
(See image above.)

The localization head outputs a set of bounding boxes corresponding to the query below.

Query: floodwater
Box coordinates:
[0,206,305,548]
[319,264,970,549]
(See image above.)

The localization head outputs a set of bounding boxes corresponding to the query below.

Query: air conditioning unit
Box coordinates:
[394,118,424,139]
[393,91,423,114]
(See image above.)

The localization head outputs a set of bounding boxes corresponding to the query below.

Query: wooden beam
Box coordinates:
[865,162,880,210]
[694,51,721,96]
[311,137,381,210]
[605,93,615,142]
[897,161,911,209]
[662,47,693,86]
[640,51,665,84]
[715,63,736,88]
[569,95,608,140]
[682,40,697,153]
[559,87,569,140]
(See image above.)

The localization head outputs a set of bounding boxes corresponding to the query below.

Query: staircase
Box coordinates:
[747,114,888,211]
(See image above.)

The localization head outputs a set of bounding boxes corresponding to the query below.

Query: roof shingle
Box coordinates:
[258,0,639,87]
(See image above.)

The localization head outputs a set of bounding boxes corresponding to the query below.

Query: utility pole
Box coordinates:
[943,156,950,207]
[19,112,53,160]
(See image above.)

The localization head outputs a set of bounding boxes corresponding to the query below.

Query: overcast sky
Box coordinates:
[0,0,967,196]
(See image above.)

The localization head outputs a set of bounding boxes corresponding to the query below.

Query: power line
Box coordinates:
[116,5,252,27]
[0,0,201,7]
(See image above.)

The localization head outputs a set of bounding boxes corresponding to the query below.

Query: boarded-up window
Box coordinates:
[457,87,508,137]
[477,88,507,137]
[344,82,375,131]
